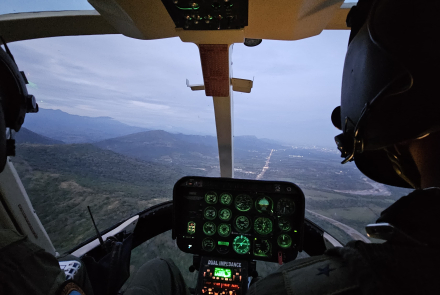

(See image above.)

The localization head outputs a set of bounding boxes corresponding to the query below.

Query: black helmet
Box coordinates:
[332,0,440,188]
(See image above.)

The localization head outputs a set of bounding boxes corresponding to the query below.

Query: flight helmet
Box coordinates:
[0,38,39,172]
[332,0,440,188]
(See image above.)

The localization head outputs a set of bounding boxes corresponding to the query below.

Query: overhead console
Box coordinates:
[172,177,305,263]
[160,0,248,30]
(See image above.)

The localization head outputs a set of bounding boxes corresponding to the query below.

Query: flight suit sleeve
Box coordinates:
[247,247,374,295]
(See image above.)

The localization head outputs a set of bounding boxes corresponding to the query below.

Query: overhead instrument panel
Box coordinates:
[160,0,249,30]
[172,177,305,263]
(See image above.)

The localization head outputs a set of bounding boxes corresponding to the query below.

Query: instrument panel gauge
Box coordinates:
[220,193,233,205]
[205,192,218,204]
[254,239,271,257]
[254,217,273,235]
[219,208,232,221]
[235,194,252,212]
[203,222,216,236]
[233,235,251,254]
[278,217,291,232]
[235,215,251,232]
[202,238,215,252]
[277,198,295,216]
[218,223,231,237]
[277,234,292,248]
[204,206,217,220]
[255,196,272,213]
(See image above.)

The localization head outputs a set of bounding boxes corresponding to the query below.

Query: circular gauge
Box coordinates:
[278,217,291,232]
[202,237,215,252]
[254,239,271,256]
[204,206,217,220]
[235,194,253,212]
[203,222,216,236]
[218,223,231,237]
[255,196,273,213]
[205,192,218,204]
[233,235,251,254]
[277,234,292,248]
[235,215,251,232]
[254,217,273,235]
[220,193,233,205]
[219,208,232,221]
[276,198,296,216]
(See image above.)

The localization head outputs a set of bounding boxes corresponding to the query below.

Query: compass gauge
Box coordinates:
[235,215,251,232]
[233,235,251,254]
[220,193,233,205]
[202,238,215,252]
[218,223,231,237]
[205,192,218,204]
[204,206,217,220]
[203,222,216,236]
[254,217,273,235]
[219,208,232,221]
[235,194,252,212]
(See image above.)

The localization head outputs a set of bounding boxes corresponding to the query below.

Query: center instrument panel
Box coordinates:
[172,177,305,263]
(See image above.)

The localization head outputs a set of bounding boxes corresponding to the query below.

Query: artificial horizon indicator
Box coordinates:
[255,196,272,213]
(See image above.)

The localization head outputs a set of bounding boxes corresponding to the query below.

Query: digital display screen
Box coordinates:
[218,241,229,246]
[214,267,232,278]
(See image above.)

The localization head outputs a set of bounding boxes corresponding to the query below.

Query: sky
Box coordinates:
[3,1,351,148]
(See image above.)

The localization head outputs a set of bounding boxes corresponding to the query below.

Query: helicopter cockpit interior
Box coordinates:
[0,0,390,294]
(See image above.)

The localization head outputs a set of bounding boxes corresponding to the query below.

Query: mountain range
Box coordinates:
[22,108,148,143]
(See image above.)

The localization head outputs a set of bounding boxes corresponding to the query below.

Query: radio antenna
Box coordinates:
[87,206,105,248]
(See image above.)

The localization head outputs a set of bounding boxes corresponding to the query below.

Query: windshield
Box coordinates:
[1,0,94,15]
[9,25,411,289]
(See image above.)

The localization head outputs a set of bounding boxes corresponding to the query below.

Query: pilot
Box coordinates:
[247,0,440,294]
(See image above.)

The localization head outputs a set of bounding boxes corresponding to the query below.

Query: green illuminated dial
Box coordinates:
[255,196,272,213]
[220,193,232,205]
[235,215,251,232]
[235,194,252,212]
[218,223,231,237]
[278,217,291,231]
[254,217,273,235]
[203,222,216,236]
[187,221,196,235]
[202,238,215,252]
[204,206,217,220]
[205,192,218,204]
[254,239,271,257]
[219,208,232,221]
[277,234,292,248]
[233,235,251,254]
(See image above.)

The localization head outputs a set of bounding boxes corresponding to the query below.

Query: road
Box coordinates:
[256,149,274,180]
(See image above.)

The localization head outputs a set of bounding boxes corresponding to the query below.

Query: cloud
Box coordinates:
[9,30,350,147]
